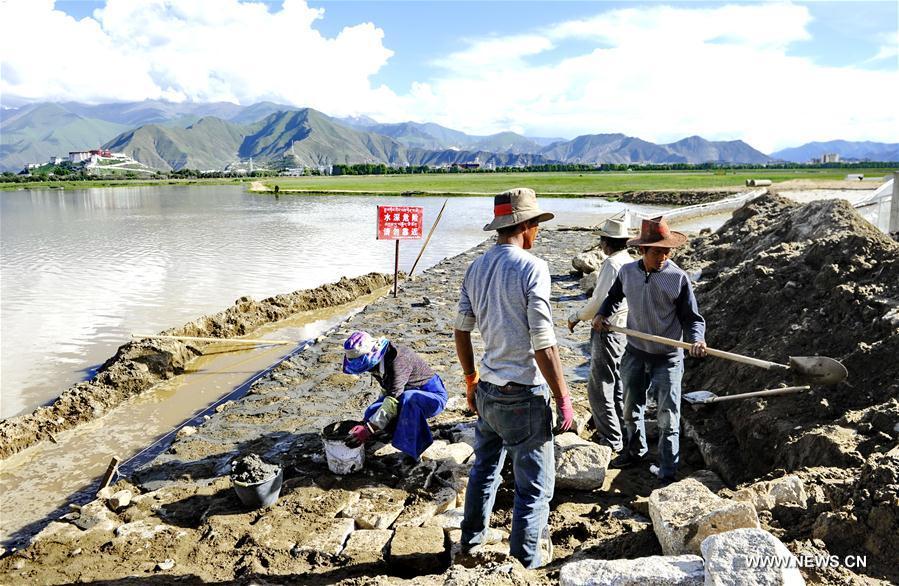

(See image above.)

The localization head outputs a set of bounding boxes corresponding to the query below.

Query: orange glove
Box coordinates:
[464,369,480,415]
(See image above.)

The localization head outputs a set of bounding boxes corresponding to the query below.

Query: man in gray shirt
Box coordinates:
[454,187,573,569]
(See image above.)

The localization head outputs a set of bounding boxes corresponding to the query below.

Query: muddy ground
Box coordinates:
[0,273,392,460]
[616,190,738,206]
[1,195,896,584]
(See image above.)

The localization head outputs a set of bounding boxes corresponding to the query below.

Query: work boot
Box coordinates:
[610,452,644,469]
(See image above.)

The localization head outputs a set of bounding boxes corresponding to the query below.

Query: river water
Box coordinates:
[0,185,672,419]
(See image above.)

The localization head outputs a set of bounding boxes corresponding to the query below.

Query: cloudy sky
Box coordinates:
[1,0,896,151]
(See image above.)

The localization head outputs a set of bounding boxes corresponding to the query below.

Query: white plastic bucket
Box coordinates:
[322,437,365,474]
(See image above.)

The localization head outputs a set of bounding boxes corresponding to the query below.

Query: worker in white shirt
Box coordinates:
[568,212,633,452]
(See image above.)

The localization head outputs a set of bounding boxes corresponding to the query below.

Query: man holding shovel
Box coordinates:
[594,216,706,484]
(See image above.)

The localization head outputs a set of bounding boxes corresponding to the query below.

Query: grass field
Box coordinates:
[2,168,894,194]
[261,168,896,196]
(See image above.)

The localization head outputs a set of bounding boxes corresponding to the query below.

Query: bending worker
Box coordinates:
[342,330,447,459]
[568,211,633,452]
[455,187,573,569]
[594,216,706,485]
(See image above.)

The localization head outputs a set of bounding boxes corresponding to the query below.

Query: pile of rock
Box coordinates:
[560,475,806,586]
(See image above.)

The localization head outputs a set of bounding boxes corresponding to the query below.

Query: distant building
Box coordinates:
[814,153,840,164]
[49,156,65,165]
[89,149,112,158]
[69,151,91,163]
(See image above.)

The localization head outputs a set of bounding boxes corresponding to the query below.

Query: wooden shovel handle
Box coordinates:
[707,386,809,403]
[608,325,789,372]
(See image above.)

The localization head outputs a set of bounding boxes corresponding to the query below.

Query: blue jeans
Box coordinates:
[363,374,447,459]
[461,381,554,569]
[620,349,683,479]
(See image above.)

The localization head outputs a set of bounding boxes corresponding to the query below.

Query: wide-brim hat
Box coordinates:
[483,187,554,232]
[627,216,688,248]
[597,211,632,239]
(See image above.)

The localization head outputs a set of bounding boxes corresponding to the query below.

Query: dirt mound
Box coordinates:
[0,273,392,460]
[674,193,898,579]
[617,190,737,206]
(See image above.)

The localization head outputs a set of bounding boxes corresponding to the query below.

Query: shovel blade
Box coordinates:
[788,356,848,385]
[683,390,717,405]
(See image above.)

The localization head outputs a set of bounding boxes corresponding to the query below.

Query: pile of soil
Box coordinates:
[230,454,280,484]
[617,190,737,206]
[0,273,392,460]
[673,193,899,578]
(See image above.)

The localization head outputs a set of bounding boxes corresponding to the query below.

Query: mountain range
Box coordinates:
[2,99,896,172]
[770,140,899,163]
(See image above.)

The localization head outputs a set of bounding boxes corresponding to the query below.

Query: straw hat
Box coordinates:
[483,187,554,232]
[597,211,632,239]
[627,216,688,248]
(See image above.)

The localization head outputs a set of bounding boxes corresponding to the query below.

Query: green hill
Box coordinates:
[103,109,412,171]
[104,117,247,171]
[0,103,130,171]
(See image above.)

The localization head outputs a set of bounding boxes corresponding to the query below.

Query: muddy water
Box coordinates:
[0,186,671,419]
[0,292,381,545]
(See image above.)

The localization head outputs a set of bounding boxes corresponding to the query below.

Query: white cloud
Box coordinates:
[368,3,898,152]
[0,0,398,115]
[1,1,896,151]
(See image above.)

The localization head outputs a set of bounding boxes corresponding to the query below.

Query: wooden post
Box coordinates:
[97,456,120,494]
[393,240,399,298]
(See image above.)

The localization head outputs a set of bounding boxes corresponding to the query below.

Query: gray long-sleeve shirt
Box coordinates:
[371,343,435,398]
[599,259,705,358]
[455,244,557,386]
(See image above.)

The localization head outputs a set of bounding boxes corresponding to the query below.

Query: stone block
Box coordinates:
[114,520,168,540]
[296,517,356,556]
[394,500,438,528]
[109,490,133,511]
[701,528,805,585]
[452,423,477,448]
[74,500,119,532]
[554,432,613,490]
[422,440,474,466]
[648,478,759,556]
[424,508,465,531]
[341,529,393,565]
[282,482,360,518]
[445,397,470,412]
[29,521,82,545]
[389,525,447,575]
[573,249,607,274]
[339,487,406,529]
[579,272,597,295]
[733,476,807,512]
[560,555,704,586]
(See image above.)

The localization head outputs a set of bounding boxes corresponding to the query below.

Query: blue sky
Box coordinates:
[4,1,897,150]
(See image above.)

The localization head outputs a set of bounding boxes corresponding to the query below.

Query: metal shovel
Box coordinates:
[608,325,848,385]
[683,385,810,406]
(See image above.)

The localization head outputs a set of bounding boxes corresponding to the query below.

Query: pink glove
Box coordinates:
[345,423,373,447]
[556,395,574,432]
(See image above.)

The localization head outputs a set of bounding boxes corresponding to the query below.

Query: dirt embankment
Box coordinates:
[674,193,899,575]
[0,273,392,460]
[616,190,738,205]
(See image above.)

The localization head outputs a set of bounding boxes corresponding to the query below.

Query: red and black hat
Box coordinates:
[483,187,555,232]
